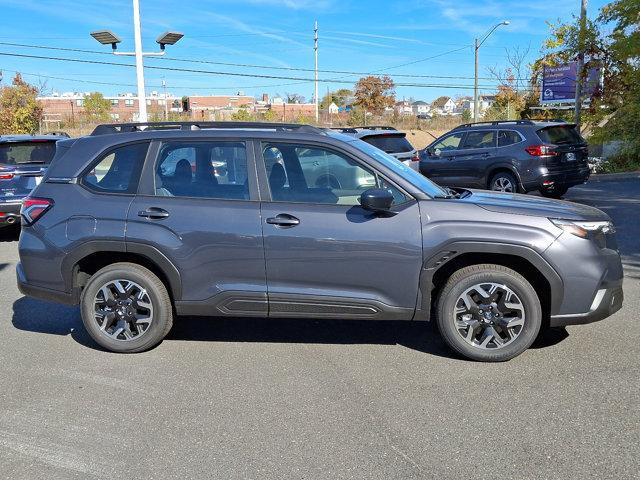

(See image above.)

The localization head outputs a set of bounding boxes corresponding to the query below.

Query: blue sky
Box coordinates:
[0,0,610,102]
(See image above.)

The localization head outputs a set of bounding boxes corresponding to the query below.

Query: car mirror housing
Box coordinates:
[360,188,394,213]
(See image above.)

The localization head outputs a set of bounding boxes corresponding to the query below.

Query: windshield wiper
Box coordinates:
[435,187,472,200]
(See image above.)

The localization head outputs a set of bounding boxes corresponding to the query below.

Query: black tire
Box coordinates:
[540,186,568,198]
[80,263,173,353]
[436,264,542,362]
[489,171,519,193]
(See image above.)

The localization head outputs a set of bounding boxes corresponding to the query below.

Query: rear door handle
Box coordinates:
[266,214,300,227]
[138,207,170,219]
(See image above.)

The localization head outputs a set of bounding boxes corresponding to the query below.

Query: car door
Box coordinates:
[257,141,423,319]
[452,129,497,187]
[126,138,267,316]
[420,131,466,187]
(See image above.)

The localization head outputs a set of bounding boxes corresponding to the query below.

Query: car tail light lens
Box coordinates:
[411,153,420,162]
[0,173,14,180]
[21,197,53,225]
[525,145,557,157]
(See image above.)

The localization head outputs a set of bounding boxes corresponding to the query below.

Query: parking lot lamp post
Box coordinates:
[91,0,183,123]
[474,20,509,122]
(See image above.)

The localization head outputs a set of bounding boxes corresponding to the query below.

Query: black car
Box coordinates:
[0,133,68,226]
[419,120,590,198]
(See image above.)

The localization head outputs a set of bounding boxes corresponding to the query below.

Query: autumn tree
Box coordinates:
[83,92,112,122]
[0,73,43,134]
[353,75,395,115]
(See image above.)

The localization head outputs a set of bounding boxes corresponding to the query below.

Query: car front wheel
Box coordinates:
[80,263,173,353]
[436,264,542,362]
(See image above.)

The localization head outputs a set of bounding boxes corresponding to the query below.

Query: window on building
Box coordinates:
[125,99,134,107]
[76,99,84,107]
[110,99,119,106]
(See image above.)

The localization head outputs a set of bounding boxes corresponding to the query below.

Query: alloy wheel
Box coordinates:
[454,282,525,349]
[93,279,154,341]
[492,177,515,192]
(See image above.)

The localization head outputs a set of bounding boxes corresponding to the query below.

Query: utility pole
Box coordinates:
[574,0,588,134]
[474,38,479,122]
[314,21,319,124]
[162,78,169,120]
[132,0,148,122]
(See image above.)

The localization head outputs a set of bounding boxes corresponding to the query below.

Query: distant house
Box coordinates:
[394,100,413,116]
[411,100,430,116]
[431,96,456,115]
[328,102,339,114]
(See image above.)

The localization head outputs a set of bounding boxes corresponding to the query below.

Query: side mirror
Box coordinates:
[360,188,394,213]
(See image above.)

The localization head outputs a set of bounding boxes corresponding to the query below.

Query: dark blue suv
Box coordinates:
[16,122,623,361]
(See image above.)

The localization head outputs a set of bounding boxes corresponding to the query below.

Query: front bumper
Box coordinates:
[550,283,624,327]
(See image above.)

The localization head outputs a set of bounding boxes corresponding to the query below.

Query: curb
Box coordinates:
[589,172,640,182]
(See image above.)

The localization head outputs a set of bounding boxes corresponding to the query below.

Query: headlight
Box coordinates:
[550,218,615,238]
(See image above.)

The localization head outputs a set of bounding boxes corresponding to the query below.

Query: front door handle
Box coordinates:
[266,214,300,227]
[138,207,170,219]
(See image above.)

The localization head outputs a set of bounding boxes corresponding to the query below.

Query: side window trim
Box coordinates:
[258,141,413,206]
[79,140,151,196]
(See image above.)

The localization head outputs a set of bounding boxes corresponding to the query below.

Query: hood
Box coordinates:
[460,190,609,222]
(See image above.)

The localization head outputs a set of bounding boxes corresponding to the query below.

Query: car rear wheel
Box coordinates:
[80,263,173,353]
[489,172,519,193]
[436,264,542,362]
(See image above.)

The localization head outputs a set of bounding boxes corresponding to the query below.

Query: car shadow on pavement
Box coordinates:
[12,297,570,358]
[0,226,20,242]
[11,297,98,350]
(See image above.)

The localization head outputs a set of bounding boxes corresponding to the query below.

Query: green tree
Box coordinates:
[83,92,112,122]
[262,108,279,121]
[353,75,395,115]
[320,88,352,109]
[461,109,472,122]
[0,73,42,134]
[231,108,253,121]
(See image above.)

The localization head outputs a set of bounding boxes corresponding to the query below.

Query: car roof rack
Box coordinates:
[453,120,537,130]
[91,121,325,136]
[44,131,71,138]
[352,125,398,131]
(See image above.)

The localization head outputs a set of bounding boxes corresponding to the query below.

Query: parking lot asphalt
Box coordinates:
[0,179,638,480]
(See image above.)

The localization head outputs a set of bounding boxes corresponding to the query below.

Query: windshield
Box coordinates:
[349,139,448,198]
[0,141,57,165]
[362,135,414,154]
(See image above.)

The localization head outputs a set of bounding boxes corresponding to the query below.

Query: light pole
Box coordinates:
[474,20,509,123]
[91,0,183,123]
[314,20,319,124]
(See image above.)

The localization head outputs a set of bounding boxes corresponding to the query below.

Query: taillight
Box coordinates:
[525,145,557,157]
[0,173,14,180]
[20,197,53,225]
[411,153,420,162]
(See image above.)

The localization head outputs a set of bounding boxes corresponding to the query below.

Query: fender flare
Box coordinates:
[414,241,563,321]
[485,163,523,190]
[61,240,182,302]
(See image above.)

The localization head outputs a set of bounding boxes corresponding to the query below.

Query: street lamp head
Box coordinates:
[156,31,184,49]
[90,30,122,48]
[502,20,511,26]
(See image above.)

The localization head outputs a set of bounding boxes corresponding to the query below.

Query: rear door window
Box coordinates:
[0,141,57,165]
[362,135,414,154]
[498,130,523,147]
[461,130,495,149]
[537,126,584,145]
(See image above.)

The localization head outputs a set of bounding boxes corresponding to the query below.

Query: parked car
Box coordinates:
[332,126,420,171]
[17,121,623,362]
[420,120,591,198]
[0,133,69,227]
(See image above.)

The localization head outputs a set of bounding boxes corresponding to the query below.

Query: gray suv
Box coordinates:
[17,122,623,361]
[420,120,591,198]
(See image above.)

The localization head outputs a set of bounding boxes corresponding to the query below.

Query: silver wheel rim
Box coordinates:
[493,177,514,192]
[93,279,154,341]
[454,282,525,349]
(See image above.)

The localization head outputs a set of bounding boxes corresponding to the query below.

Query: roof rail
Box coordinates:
[91,121,325,136]
[453,120,536,130]
[330,127,359,133]
[352,125,398,131]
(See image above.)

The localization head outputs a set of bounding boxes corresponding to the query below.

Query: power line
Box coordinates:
[0,41,529,82]
[0,50,526,90]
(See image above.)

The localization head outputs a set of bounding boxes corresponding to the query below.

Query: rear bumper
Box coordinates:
[523,166,590,191]
[550,283,624,327]
[16,262,75,305]
[0,202,22,226]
